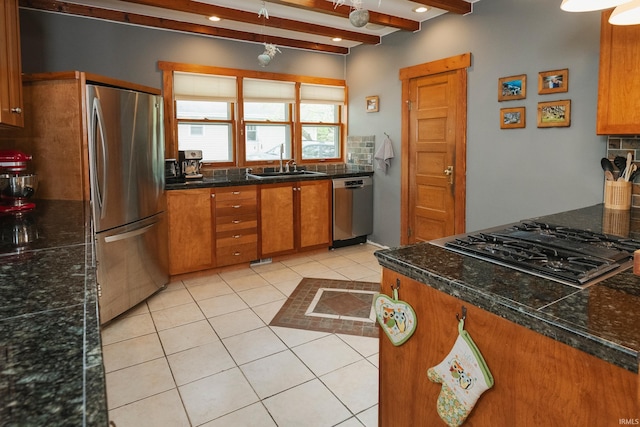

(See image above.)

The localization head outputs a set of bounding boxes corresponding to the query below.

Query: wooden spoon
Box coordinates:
[624,153,633,181]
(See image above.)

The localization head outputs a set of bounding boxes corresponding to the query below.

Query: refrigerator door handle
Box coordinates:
[91,97,109,218]
[104,223,156,243]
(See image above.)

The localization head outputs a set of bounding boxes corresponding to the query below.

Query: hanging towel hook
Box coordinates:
[456,305,467,322]
[384,132,390,139]
[391,278,401,291]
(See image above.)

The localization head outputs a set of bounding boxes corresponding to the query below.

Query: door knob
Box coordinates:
[444,166,454,184]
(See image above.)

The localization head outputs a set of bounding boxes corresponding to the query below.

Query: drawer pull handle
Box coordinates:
[233,234,242,238]
[233,252,241,256]
[232,205,241,208]
[11,107,22,114]
[232,191,240,195]
[232,220,241,224]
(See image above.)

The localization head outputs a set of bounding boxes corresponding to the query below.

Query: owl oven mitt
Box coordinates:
[427,318,494,426]
[374,285,417,346]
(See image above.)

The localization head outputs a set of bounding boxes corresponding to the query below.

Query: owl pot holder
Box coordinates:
[427,317,494,426]
[373,284,417,346]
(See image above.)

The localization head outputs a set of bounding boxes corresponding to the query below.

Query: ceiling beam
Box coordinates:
[18,0,350,54]
[116,0,381,44]
[266,0,420,32]
[412,0,471,15]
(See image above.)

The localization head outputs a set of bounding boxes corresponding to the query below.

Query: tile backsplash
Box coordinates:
[201,136,375,178]
[346,135,375,169]
[606,135,640,208]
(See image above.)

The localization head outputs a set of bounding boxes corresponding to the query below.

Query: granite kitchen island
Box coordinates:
[375,204,640,426]
[0,200,108,426]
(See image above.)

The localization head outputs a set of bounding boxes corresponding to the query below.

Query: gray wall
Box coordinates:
[20,2,608,248]
[20,10,346,88]
[347,0,607,246]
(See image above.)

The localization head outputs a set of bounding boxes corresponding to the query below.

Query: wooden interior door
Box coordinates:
[400,54,469,244]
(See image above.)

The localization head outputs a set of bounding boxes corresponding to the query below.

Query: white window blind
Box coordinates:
[243,78,296,103]
[300,83,345,105]
[174,72,237,102]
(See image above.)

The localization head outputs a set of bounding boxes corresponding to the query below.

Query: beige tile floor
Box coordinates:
[101,243,382,427]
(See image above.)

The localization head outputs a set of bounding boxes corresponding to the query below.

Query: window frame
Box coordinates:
[175,101,237,166]
[298,103,343,163]
[243,102,295,166]
[159,61,347,168]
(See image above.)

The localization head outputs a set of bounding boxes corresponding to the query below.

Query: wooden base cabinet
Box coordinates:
[167,189,214,275]
[597,10,640,134]
[260,180,332,257]
[0,0,23,128]
[379,268,638,426]
[214,185,258,267]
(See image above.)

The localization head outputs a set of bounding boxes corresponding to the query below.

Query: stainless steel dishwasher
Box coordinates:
[332,176,373,248]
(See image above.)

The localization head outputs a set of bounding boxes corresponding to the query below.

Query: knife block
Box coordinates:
[604,180,632,210]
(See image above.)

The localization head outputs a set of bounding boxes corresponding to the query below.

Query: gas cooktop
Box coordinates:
[430,221,640,288]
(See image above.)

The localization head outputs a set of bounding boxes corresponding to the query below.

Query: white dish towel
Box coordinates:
[375,135,395,173]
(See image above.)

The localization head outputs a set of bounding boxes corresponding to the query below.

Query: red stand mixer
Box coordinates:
[0,150,38,213]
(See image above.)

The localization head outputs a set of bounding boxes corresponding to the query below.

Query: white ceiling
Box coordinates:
[26,0,475,53]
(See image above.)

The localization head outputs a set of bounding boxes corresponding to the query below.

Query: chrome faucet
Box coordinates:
[279,144,284,173]
[285,160,296,173]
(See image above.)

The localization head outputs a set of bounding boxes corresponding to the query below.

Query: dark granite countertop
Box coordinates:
[375,204,640,373]
[0,200,108,426]
[166,168,373,190]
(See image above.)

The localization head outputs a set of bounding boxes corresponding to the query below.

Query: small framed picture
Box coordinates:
[366,96,379,112]
[498,74,526,101]
[537,99,571,128]
[500,107,526,129]
[538,68,568,95]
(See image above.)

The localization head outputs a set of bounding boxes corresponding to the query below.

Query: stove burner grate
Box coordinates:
[442,221,640,286]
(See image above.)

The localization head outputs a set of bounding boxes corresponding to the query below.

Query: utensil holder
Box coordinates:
[602,207,630,236]
[604,180,632,210]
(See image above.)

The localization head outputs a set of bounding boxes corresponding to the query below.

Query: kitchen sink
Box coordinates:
[247,170,327,179]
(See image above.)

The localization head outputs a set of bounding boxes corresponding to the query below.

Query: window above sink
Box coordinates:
[162,63,346,169]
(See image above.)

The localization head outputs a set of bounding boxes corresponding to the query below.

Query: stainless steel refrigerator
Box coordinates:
[87,84,168,324]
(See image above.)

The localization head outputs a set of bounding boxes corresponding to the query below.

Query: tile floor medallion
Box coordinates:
[269,278,380,338]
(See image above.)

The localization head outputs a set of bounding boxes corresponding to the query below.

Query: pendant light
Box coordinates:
[560,0,630,12]
[609,0,640,25]
[256,2,281,67]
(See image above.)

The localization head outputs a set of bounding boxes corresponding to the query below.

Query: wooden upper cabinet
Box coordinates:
[0,0,23,128]
[597,10,640,135]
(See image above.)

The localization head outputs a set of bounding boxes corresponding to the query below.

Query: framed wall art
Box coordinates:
[498,74,526,101]
[366,96,379,112]
[538,68,568,95]
[500,107,526,129]
[537,99,571,128]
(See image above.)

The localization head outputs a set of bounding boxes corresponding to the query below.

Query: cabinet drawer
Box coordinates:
[215,186,257,202]
[216,242,258,267]
[216,199,257,216]
[216,214,257,232]
[216,229,258,247]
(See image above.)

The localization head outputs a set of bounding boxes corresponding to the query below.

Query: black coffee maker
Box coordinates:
[164,158,183,184]
[178,150,203,180]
